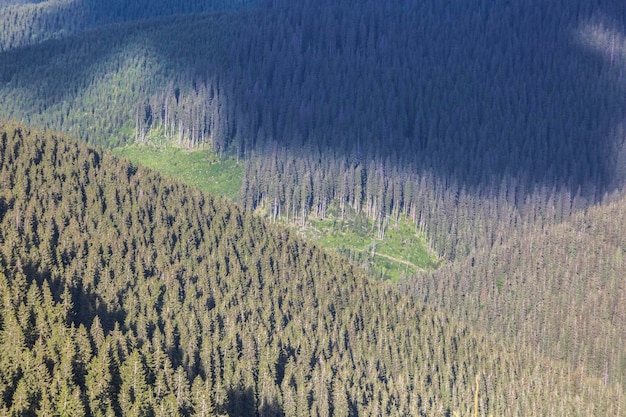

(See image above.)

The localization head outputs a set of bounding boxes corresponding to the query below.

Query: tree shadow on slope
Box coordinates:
[219,0,626,200]
[224,385,284,417]
[20,259,126,334]
[108,1,626,201]
[0,0,261,52]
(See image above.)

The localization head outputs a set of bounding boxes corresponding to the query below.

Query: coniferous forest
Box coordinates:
[2,0,626,415]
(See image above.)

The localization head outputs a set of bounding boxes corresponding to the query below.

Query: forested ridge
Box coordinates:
[3,0,626,415]
[4,122,624,415]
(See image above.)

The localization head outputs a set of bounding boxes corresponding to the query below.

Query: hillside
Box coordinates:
[411,191,626,388]
[0,0,258,52]
[1,1,626,255]
[1,123,624,415]
[3,0,626,415]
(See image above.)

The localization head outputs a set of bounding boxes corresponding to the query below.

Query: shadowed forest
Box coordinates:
[1,0,626,415]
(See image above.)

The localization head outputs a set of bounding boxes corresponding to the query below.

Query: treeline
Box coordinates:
[0,0,257,52]
[2,122,624,415]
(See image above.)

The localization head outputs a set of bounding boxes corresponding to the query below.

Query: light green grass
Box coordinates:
[112,133,243,201]
[299,211,440,281]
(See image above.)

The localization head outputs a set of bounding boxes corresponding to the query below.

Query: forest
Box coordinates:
[4,122,622,416]
[1,0,626,415]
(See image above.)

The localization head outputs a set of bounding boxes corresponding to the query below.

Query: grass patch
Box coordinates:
[112,133,243,201]
[299,210,440,281]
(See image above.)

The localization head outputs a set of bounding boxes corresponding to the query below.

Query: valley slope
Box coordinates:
[2,122,623,415]
[2,0,626,414]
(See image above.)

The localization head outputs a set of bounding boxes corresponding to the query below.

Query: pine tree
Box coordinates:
[118,351,153,417]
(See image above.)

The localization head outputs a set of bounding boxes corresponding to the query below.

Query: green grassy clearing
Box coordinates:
[112,132,244,201]
[299,210,440,281]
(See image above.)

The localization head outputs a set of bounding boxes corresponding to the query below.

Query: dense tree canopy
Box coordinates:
[2,0,626,414]
[1,1,625,254]
[1,122,623,415]
[0,0,258,51]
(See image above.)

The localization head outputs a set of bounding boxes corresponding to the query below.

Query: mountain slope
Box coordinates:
[3,1,626,413]
[2,0,626,193]
[410,191,626,388]
[0,0,258,51]
[2,1,626,263]
[1,122,624,415]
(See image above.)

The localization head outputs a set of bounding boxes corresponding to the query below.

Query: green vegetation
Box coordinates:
[113,132,244,201]
[299,212,439,281]
[114,135,438,279]
[3,0,626,414]
[1,121,624,416]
